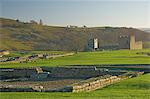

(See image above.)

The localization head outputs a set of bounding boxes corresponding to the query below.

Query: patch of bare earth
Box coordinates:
[0,79,81,90]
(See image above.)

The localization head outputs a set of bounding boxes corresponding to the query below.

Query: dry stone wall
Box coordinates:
[0,71,144,92]
[0,68,37,78]
[43,67,125,79]
[59,72,144,92]
[0,87,37,92]
[70,75,121,92]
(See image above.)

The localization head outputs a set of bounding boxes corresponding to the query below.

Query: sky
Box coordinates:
[0,0,150,28]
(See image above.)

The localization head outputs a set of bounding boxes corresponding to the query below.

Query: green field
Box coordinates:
[2,51,68,58]
[0,73,149,99]
[0,49,150,68]
[0,49,150,98]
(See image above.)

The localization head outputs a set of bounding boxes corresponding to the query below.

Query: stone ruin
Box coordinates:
[0,66,145,92]
[118,33,143,50]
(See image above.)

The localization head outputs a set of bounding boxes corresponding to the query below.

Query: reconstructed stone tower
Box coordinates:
[93,38,98,50]
[119,33,142,50]
[130,34,142,49]
[118,35,130,49]
[87,33,99,51]
[88,38,98,51]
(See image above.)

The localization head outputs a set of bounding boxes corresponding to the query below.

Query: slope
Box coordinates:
[0,18,150,51]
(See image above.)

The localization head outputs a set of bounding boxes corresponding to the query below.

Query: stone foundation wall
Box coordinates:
[43,67,125,79]
[43,67,111,79]
[0,87,36,92]
[0,68,37,79]
[0,72,144,92]
[70,75,121,92]
[58,72,144,92]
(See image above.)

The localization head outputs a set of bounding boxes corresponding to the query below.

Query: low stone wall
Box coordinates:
[42,67,125,79]
[0,72,144,92]
[0,87,36,92]
[69,72,144,92]
[54,72,144,92]
[0,67,43,79]
[44,52,75,59]
[70,75,121,92]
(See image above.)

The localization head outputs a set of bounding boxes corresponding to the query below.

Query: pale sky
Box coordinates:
[0,0,150,28]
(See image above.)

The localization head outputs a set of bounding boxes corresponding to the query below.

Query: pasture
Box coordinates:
[0,49,150,99]
[0,49,149,68]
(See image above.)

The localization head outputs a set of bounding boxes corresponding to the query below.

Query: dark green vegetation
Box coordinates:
[0,18,150,51]
[0,73,149,99]
[0,49,149,68]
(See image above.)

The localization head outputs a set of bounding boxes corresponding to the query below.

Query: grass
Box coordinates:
[0,73,149,99]
[3,51,68,58]
[0,49,149,98]
[0,49,150,68]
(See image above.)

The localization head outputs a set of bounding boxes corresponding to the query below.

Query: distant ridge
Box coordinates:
[138,28,150,33]
[0,18,150,51]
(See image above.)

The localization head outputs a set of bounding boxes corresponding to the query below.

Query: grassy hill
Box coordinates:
[1,73,149,99]
[0,49,149,68]
[0,18,150,51]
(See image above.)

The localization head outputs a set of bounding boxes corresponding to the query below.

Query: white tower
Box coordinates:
[94,38,98,49]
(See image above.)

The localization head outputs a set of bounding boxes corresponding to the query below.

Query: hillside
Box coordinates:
[0,18,150,51]
[139,28,150,33]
